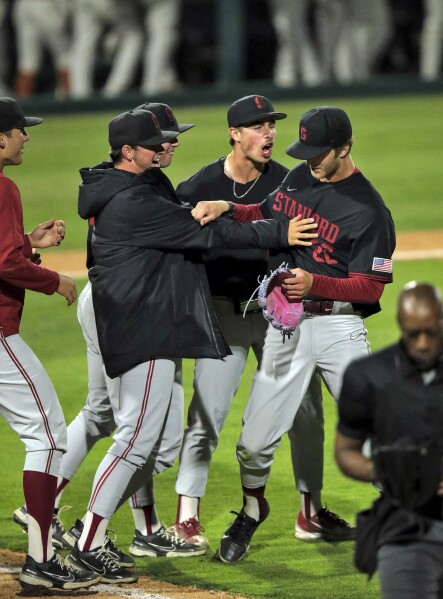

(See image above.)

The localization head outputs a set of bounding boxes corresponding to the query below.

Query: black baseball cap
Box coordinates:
[286,106,352,160]
[108,109,178,148]
[0,96,43,131]
[227,95,287,127]
[135,102,194,134]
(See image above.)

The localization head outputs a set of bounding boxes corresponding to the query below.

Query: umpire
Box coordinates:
[335,282,443,598]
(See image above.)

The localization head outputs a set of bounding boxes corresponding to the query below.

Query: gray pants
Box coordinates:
[378,520,443,598]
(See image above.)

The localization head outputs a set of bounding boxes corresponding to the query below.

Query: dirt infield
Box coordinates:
[0,549,246,599]
[39,229,443,278]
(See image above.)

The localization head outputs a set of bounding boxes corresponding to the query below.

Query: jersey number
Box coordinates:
[313,242,337,265]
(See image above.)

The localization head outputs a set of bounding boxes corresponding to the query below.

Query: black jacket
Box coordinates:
[78,163,290,378]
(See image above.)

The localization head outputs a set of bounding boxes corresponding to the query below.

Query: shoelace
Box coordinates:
[52,505,72,531]
[162,526,192,547]
[176,518,205,536]
[318,507,349,527]
[103,528,121,555]
[94,546,120,571]
[227,510,255,542]
[51,553,76,574]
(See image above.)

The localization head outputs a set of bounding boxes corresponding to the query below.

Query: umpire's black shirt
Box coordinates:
[338,341,443,520]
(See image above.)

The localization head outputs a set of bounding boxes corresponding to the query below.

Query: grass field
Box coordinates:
[1,93,443,598]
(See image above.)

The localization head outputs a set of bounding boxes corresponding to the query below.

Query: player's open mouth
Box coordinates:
[152,158,161,167]
[261,143,273,158]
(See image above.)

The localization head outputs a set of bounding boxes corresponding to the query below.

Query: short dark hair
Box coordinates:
[109,147,124,165]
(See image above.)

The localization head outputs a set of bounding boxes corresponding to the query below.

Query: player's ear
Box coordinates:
[338,144,350,158]
[229,127,241,143]
[121,144,133,160]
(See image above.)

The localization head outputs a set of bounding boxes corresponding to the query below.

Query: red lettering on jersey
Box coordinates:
[273,192,283,212]
[301,206,313,219]
[322,242,338,264]
[284,194,292,214]
[325,223,339,244]
[287,200,296,219]
[317,218,329,238]
[312,242,338,264]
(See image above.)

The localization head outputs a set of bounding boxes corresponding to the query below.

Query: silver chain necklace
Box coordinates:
[225,158,263,199]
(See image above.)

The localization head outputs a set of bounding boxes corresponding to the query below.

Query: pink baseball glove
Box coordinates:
[258,266,305,339]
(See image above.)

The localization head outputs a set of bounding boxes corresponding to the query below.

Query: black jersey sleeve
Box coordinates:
[348,205,396,282]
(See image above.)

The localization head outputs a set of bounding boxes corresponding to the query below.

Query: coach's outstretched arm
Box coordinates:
[191,200,317,246]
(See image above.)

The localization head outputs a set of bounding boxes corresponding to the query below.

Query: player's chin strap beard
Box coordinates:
[224,156,263,199]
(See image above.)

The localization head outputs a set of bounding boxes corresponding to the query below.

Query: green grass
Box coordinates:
[1,260,443,598]
[13,93,443,246]
[1,94,443,598]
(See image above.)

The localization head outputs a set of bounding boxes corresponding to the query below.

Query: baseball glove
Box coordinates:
[258,266,305,339]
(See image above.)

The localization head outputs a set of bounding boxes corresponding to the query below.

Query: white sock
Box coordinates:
[243,496,260,521]
[78,511,108,552]
[131,505,161,536]
[178,496,199,522]
[27,514,54,564]
[300,491,322,518]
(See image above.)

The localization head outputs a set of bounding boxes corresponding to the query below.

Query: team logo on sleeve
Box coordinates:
[372,257,392,273]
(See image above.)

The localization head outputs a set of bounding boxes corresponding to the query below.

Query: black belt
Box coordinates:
[302,300,334,314]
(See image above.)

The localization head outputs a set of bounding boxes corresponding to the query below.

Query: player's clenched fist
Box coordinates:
[281,268,313,298]
[191,200,229,225]
[287,214,318,246]
[28,219,66,248]
[57,274,77,305]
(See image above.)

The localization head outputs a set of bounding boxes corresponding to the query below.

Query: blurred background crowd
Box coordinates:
[0,0,441,100]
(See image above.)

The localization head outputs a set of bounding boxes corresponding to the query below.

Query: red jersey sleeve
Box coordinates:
[310,273,384,303]
[0,175,59,294]
[233,203,263,222]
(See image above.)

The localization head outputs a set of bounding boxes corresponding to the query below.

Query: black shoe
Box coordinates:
[13,505,70,549]
[19,553,100,591]
[63,518,135,568]
[129,526,207,558]
[67,542,138,584]
[216,499,270,564]
[295,507,356,541]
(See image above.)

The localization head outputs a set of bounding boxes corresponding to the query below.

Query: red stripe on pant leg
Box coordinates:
[88,454,122,511]
[1,337,57,452]
[121,360,156,461]
[88,361,156,511]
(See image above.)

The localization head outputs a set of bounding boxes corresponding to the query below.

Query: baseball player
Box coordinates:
[0,96,99,591]
[70,0,143,98]
[12,0,70,98]
[64,108,308,582]
[13,103,202,560]
[169,95,352,551]
[192,105,396,563]
[140,0,181,95]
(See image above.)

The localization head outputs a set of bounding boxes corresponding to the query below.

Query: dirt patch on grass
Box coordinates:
[39,229,443,278]
[0,549,245,599]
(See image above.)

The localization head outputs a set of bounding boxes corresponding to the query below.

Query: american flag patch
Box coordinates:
[372,257,392,273]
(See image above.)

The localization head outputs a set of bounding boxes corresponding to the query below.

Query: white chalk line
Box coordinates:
[0,563,174,599]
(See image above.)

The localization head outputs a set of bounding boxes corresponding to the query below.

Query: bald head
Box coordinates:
[397,282,443,369]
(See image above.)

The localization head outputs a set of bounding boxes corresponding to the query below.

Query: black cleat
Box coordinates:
[216,499,270,563]
[129,526,207,558]
[19,553,100,591]
[63,518,135,568]
[13,504,70,549]
[67,542,138,584]
[295,507,356,541]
